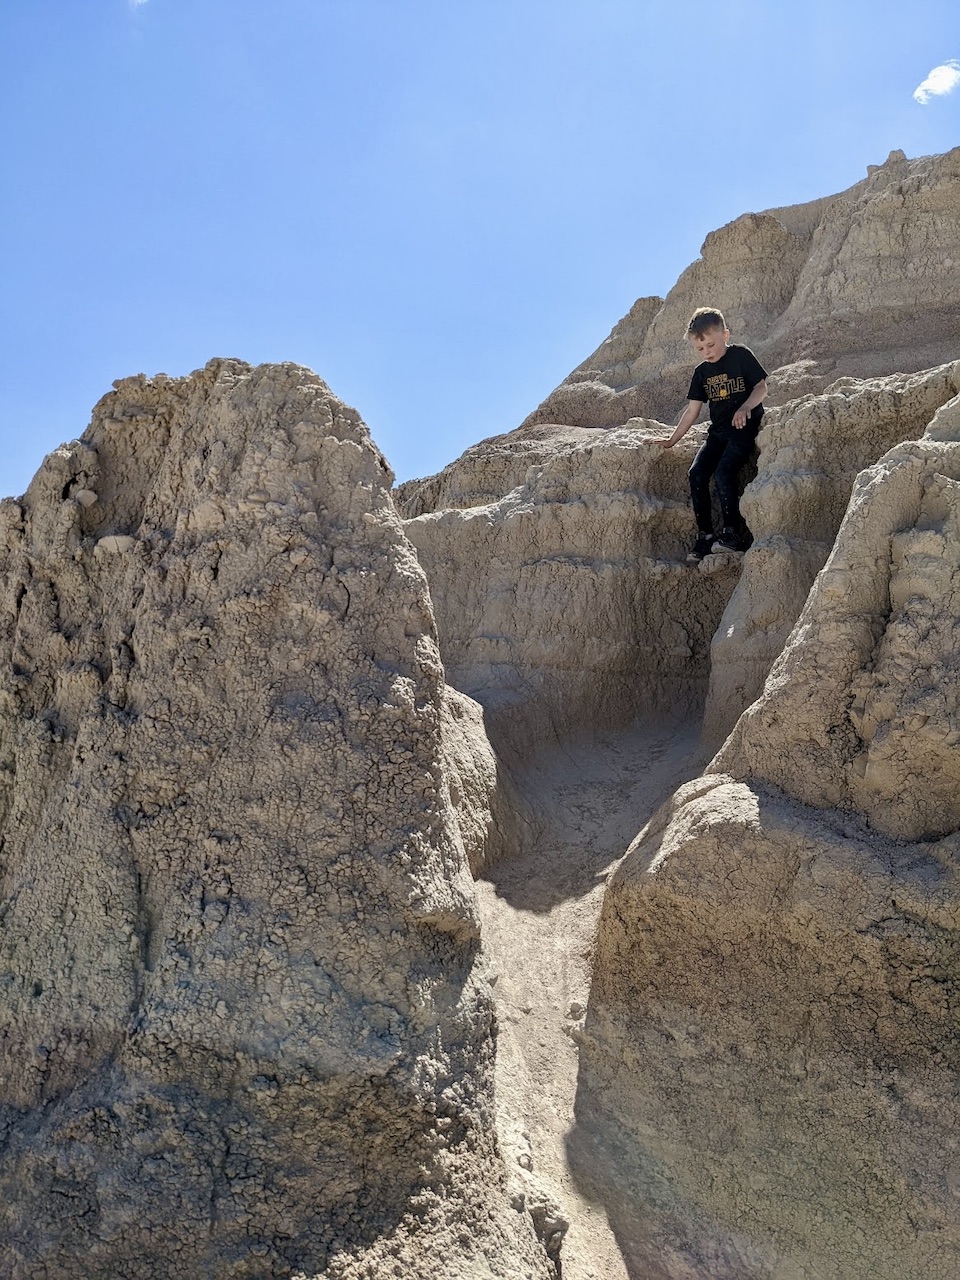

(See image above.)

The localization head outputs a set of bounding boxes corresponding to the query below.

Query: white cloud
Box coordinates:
[913,59,960,104]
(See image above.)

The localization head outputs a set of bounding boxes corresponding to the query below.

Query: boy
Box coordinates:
[660,307,768,561]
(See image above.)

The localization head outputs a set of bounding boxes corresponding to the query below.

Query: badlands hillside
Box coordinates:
[0,146,958,1279]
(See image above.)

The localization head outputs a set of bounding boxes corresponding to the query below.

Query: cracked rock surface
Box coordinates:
[0,360,550,1280]
[703,359,960,746]
[580,393,960,1279]
[400,421,743,763]
[4,147,960,1280]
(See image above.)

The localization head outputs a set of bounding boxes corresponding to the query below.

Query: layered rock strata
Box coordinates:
[0,361,550,1279]
[579,396,960,1279]
[401,362,960,772]
[703,359,960,744]
[522,147,960,431]
[401,422,746,764]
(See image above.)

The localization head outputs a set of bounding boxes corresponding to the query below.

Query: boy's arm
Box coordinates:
[659,400,704,449]
[732,378,768,429]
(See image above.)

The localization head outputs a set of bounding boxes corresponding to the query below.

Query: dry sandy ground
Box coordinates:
[476,720,707,1279]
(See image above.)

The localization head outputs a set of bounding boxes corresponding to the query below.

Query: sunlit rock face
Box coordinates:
[397,146,960,767]
[521,147,960,430]
[4,143,960,1280]
[702,359,960,747]
[717,413,960,842]
[0,360,550,1280]
[400,421,746,763]
[395,149,960,1280]
[579,394,960,1280]
[399,364,960,772]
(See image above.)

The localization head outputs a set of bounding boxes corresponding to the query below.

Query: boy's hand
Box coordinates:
[732,381,766,429]
[660,399,703,450]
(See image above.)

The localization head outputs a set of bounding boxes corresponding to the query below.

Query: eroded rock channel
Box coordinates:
[2,146,960,1278]
[400,351,960,1279]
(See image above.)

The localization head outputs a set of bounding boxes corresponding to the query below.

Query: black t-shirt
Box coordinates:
[687,343,768,433]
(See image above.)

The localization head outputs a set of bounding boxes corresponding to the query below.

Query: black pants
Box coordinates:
[688,427,758,534]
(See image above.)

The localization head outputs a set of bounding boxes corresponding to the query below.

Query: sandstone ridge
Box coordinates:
[582,390,960,1279]
[398,361,960,1277]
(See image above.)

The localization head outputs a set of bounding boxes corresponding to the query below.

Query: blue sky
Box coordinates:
[1,1,957,496]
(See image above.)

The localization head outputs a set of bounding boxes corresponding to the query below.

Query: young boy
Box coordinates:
[660,307,768,561]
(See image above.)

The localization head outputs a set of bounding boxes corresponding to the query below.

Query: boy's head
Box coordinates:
[686,307,730,363]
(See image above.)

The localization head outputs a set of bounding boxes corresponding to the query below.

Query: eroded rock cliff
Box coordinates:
[398,362,960,777]
[0,361,550,1279]
[4,146,958,1280]
[400,421,744,764]
[579,395,960,1279]
[703,358,960,745]
[395,146,960,1279]
[521,147,960,431]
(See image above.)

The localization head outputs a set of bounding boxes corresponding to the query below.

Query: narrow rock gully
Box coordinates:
[476,718,708,1279]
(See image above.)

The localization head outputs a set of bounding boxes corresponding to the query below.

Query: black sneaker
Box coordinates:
[686,531,716,562]
[712,527,753,553]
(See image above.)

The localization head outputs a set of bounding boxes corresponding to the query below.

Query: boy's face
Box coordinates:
[689,325,730,363]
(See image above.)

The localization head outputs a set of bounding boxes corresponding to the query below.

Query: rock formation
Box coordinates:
[519,147,960,431]
[4,146,959,1280]
[400,420,743,762]
[703,358,960,746]
[0,361,550,1279]
[396,145,960,767]
[396,147,960,1279]
[397,360,960,772]
[580,392,960,1279]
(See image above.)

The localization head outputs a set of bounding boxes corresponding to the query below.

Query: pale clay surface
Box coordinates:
[584,406,960,1273]
[465,389,960,1278]
[3,146,960,1280]
[703,359,960,746]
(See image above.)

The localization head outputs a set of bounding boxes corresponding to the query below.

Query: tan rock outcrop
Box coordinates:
[703,359,960,745]
[522,147,960,430]
[402,422,746,764]
[717,419,960,841]
[397,148,960,772]
[0,361,550,1279]
[396,423,600,517]
[392,151,960,1280]
[579,399,960,1278]
[4,143,958,1280]
[403,362,960,775]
